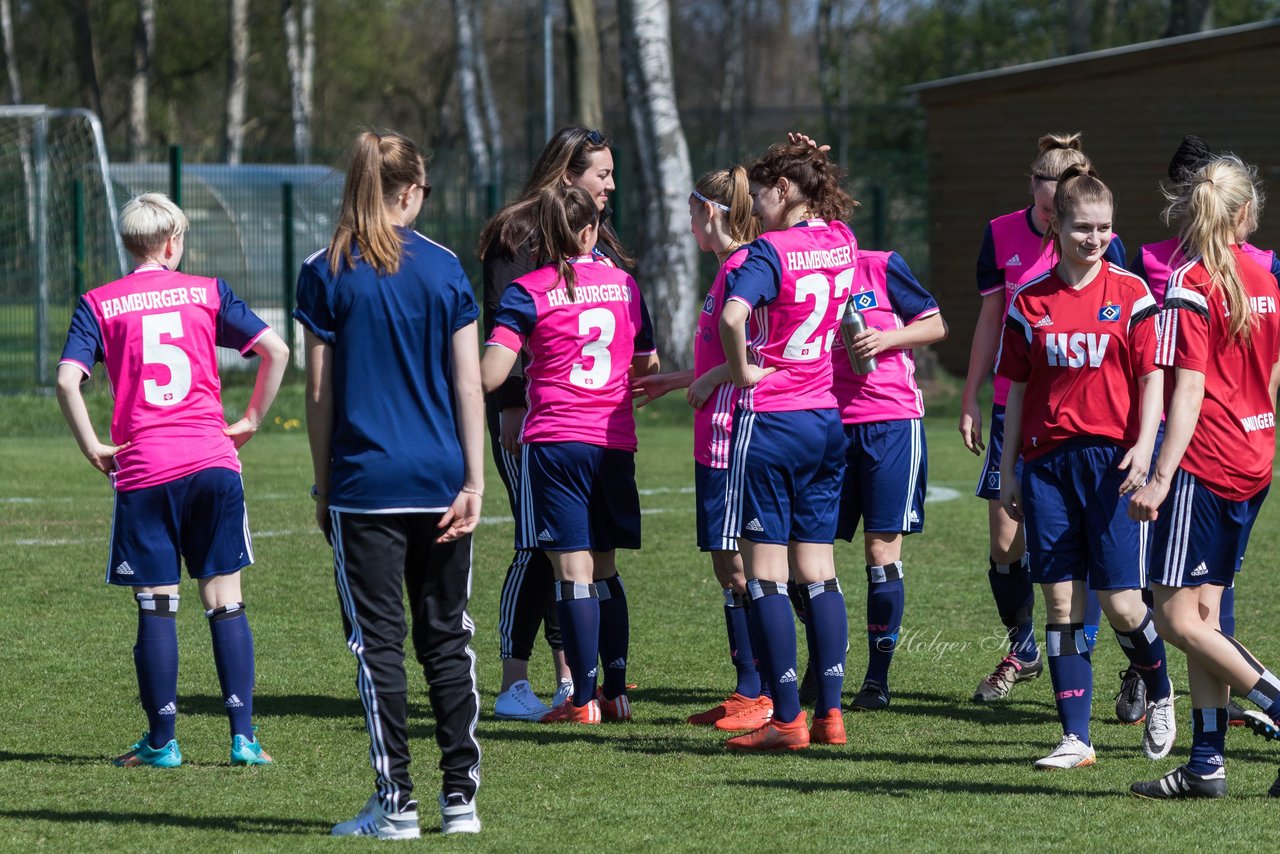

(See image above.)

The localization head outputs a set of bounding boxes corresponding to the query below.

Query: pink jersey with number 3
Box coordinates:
[488,256,656,452]
[58,266,269,491]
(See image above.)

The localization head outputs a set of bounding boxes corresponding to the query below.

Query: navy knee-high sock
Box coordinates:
[742,596,771,698]
[1083,588,1101,652]
[1220,586,1236,637]
[724,590,761,698]
[804,579,848,716]
[555,581,600,707]
[1217,630,1280,721]
[988,555,1037,660]
[865,562,904,691]
[134,593,180,748]
[1187,708,1228,776]
[1113,611,1171,702]
[1046,622,1093,744]
[208,603,255,739]
[749,580,800,723]
[596,574,630,700]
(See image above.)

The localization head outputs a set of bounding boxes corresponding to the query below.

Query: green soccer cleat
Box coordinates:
[113,733,182,768]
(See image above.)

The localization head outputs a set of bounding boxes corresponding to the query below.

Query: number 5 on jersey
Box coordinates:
[142,311,192,406]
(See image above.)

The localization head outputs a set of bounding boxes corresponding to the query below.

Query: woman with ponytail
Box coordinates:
[632,165,776,731]
[997,166,1172,771]
[481,185,659,726]
[1128,155,1280,800]
[964,133,1133,711]
[295,130,484,838]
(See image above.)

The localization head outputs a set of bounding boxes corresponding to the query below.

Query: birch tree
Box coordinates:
[0,0,20,104]
[714,0,746,164]
[224,0,249,164]
[451,0,490,184]
[64,0,103,118]
[566,0,603,129]
[474,0,503,199]
[283,0,315,163]
[618,0,698,369]
[129,0,155,161]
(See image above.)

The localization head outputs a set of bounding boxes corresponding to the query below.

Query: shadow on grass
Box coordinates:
[879,690,1060,725]
[0,808,330,834]
[180,693,366,719]
[724,777,1120,798]
[0,750,103,765]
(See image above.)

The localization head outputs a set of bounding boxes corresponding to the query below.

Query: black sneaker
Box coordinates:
[1130,765,1226,800]
[1227,699,1247,727]
[1115,666,1147,724]
[847,680,890,712]
[798,660,818,705]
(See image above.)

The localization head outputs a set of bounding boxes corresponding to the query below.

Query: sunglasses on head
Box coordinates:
[584,129,606,146]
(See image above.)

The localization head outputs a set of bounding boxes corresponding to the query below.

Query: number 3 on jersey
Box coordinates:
[570,307,616,388]
[142,311,192,406]
[783,268,855,360]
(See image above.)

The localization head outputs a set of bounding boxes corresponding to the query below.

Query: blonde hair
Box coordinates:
[1030,133,1090,185]
[693,165,760,245]
[328,130,427,277]
[1164,154,1266,343]
[119,193,189,258]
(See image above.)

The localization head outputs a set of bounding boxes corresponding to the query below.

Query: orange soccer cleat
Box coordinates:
[597,690,632,722]
[809,709,846,745]
[540,698,602,724]
[687,692,762,725]
[714,695,775,732]
[725,712,810,751]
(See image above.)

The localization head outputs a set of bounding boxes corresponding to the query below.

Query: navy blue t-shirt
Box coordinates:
[294,228,479,511]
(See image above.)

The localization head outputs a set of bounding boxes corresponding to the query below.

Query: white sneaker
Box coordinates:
[1034,734,1097,770]
[331,793,421,840]
[440,792,481,835]
[552,678,574,709]
[1142,695,1177,760]
[495,680,551,722]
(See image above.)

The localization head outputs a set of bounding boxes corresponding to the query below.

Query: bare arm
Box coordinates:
[303,330,334,533]
[959,292,1006,454]
[55,364,124,475]
[438,321,485,543]
[850,311,948,360]
[224,329,290,448]
[1117,368,1164,494]
[481,343,519,395]
[1129,368,1204,521]
[998,380,1026,522]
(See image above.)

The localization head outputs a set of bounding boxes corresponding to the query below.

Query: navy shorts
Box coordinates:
[1149,468,1267,588]
[1021,440,1145,590]
[696,462,735,552]
[518,442,641,552]
[107,466,253,586]
[723,408,846,546]
[975,404,1023,501]
[837,418,927,540]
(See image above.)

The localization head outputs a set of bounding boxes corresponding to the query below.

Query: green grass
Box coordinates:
[3,396,1280,851]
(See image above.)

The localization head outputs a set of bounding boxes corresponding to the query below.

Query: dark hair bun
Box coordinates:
[1168,135,1213,182]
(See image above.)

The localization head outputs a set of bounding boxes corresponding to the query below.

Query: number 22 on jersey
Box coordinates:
[783,268,854,360]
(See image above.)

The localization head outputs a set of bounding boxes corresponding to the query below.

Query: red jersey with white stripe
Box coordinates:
[996,261,1159,461]
[58,266,269,491]
[692,248,746,468]
[488,256,656,452]
[725,219,858,412]
[1137,236,1279,305]
[1156,247,1280,500]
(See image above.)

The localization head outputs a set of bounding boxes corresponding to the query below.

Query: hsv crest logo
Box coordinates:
[852,291,878,311]
[1097,302,1121,322]
[986,471,1000,491]
[1045,332,1111,368]
[702,293,716,315]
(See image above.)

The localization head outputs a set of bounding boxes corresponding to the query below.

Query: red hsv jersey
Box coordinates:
[996,261,1159,461]
[1156,247,1280,500]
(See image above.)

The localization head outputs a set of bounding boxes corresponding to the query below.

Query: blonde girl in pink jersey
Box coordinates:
[483,186,659,725]
[631,166,774,730]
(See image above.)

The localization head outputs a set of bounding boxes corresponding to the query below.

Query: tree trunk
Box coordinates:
[815,0,844,157]
[129,0,155,162]
[283,0,315,163]
[224,0,249,165]
[618,0,698,370]
[64,0,103,118]
[566,0,603,129]
[474,0,504,202]
[1065,0,1091,54]
[451,0,491,185]
[0,0,21,104]
[1166,0,1214,36]
[714,0,746,164]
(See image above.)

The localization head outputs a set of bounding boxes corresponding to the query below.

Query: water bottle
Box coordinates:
[840,298,877,375]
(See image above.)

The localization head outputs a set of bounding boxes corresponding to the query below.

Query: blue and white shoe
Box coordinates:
[231,733,273,766]
[1242,710,1280,741]
[331,794,420,840]
[551,678,574,710]
[113,733,182,768]
[495,680,551,722]
[439,792,481,835]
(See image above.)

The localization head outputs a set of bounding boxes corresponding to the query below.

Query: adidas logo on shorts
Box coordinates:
[779,668,798,684]
[537,529,554,543]
[607,658,627,669]
[745,518,765,533]
[158,702,177,716]
[1190,562,1209,577]
[824,663,844,677]
[114,561,134,576]
[225,694,244,709]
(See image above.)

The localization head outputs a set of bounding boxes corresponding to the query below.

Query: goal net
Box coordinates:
[0,106,126,391]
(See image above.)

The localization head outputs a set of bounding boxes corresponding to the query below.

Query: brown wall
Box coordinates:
[916,22,1280,375]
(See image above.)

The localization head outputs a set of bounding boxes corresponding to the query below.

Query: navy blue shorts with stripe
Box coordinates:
[1021,440,1144,590]
[723,407,845,546]
[518,442,641,552]
[976,404,1023,500]
[696,462,735,552]
[1150,468,1266,588]
[107,466,253,586]
[837,418,927,540]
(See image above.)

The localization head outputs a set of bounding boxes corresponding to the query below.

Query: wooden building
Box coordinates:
[909,19,1280,375]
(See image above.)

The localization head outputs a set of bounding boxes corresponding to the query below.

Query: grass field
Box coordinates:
[3,386,1280,851]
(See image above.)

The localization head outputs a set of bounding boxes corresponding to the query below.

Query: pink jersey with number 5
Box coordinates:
[488,256,657,452]
[725,219,858,413]
[58,265,270,491]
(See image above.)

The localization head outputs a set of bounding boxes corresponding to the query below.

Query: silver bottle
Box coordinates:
[840,298,877,375]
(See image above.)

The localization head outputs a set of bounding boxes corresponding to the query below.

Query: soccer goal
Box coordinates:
[0,106,127,391]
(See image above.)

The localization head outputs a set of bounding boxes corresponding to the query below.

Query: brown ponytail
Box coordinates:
[1030,132,1090,184]
[536,185,599,302]
[748,141,858,224]
[328,131,427,276]
[1045,165,1114,256]
[693,164,761,244]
